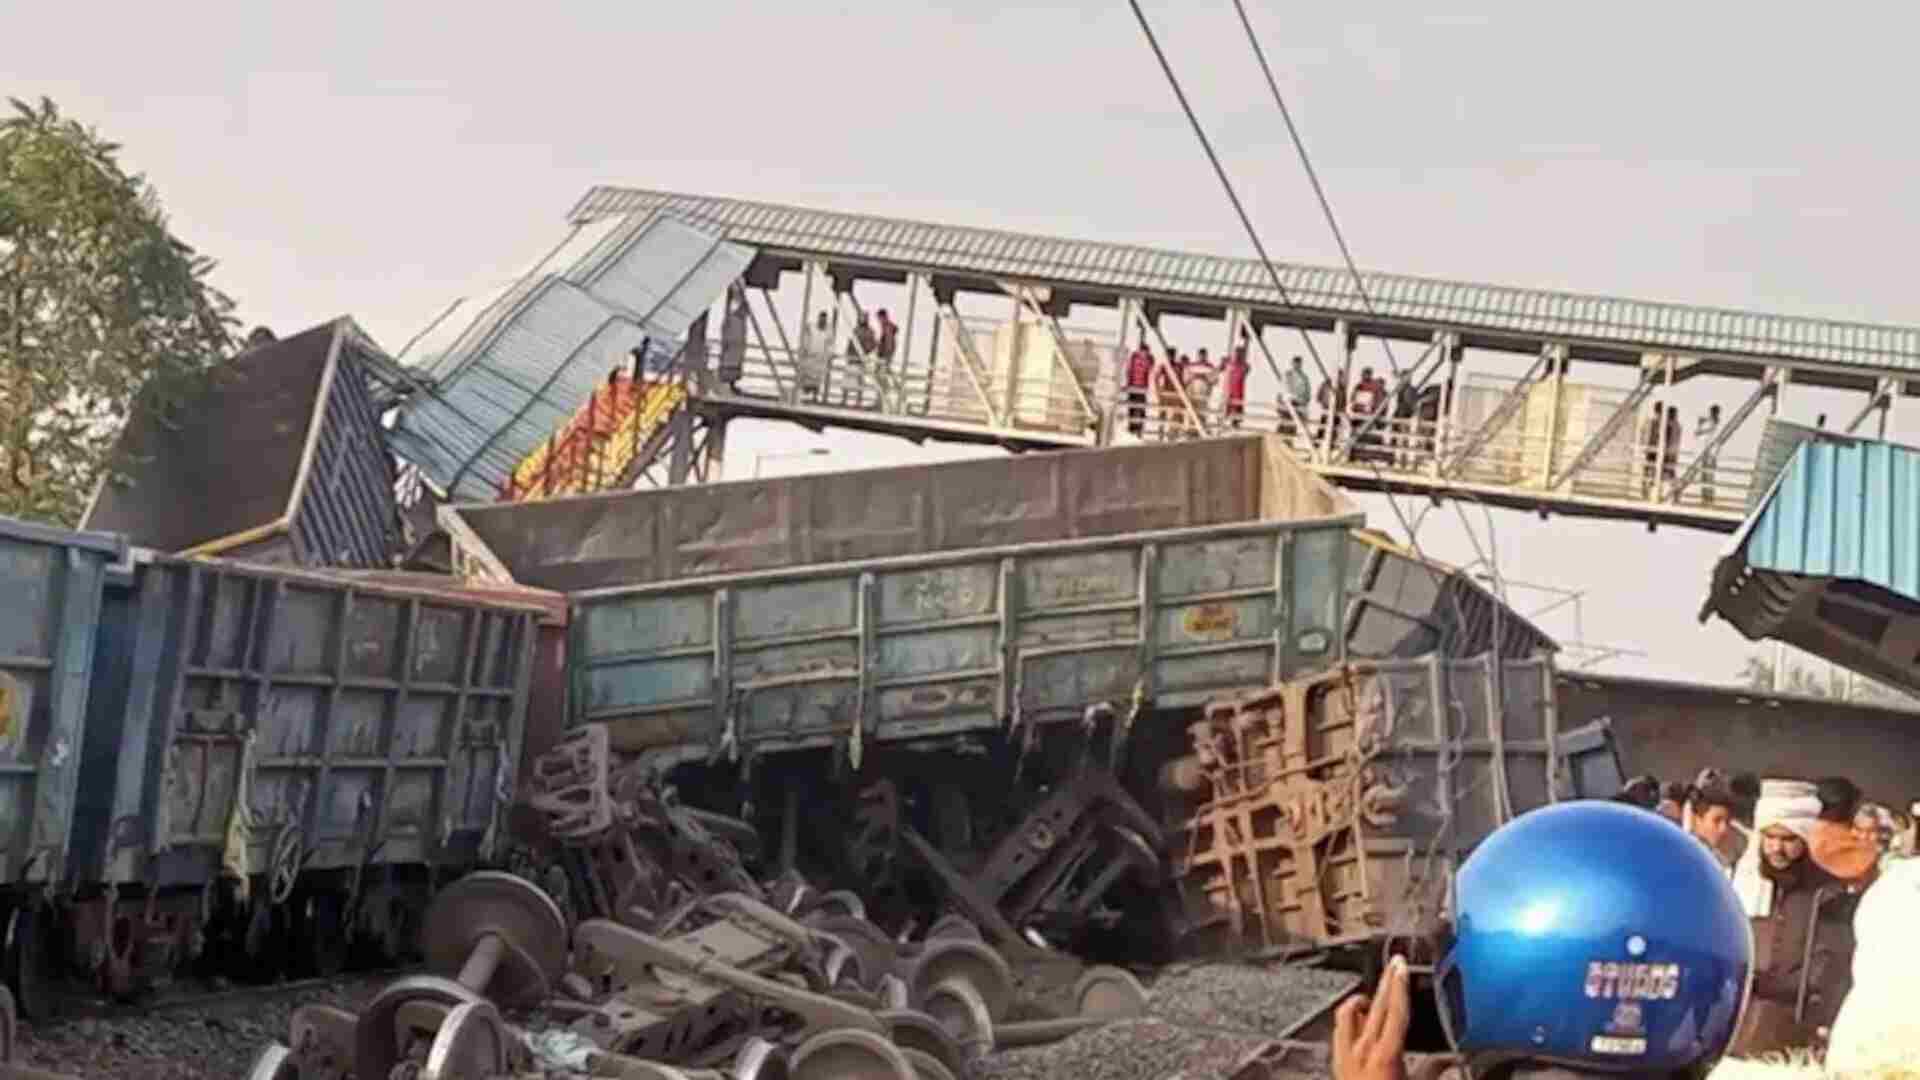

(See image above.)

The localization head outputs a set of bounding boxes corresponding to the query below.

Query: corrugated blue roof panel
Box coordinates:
[388,212,751,502]
[566,186,1920,375]
[1741,439,1920,603]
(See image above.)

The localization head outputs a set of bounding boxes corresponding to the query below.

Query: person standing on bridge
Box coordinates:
[1224,329,1250,428]
[1123,337,1152,437]
[801,311,832,402]
[1186,348,1218,435]
[875,309,898,367]
[1282,355,1311,442]
[1317,371,1346,450]
[847,311,878,408]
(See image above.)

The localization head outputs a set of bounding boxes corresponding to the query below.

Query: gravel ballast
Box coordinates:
[1147,963,1359,1036]
[16,975,390,1080]
[982,962,1361,1080]
[10,962,1363,1078]
[979,1017,1273,1080]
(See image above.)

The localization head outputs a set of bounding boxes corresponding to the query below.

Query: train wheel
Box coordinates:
[3,901,51,1021]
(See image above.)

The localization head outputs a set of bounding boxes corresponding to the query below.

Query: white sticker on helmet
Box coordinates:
[1583,961,1680,1000]
[1590,1035,1648,1056]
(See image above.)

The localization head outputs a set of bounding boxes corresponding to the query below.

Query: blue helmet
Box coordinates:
[1436,801,1752,1076]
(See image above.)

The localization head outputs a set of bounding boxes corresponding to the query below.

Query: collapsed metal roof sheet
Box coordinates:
[569,186,1920,376]
[1737,438,1920,603]
[1702,435,1920,697]
[386,211,752,503]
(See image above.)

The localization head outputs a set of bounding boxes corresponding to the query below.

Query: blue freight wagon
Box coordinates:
[34,551,548,1005]
[0,518,123,888]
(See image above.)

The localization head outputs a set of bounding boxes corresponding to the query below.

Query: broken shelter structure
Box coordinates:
[384,211,753,504]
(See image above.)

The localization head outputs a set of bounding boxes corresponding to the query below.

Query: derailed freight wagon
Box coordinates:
[38,553,553,1009]
[0,518,124,983]
[442,437,1360,754]
[452,437,1599,959]
[1170,653,1622,960]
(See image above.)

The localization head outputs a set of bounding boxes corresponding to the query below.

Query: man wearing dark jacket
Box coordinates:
[1731,779,1858,1057]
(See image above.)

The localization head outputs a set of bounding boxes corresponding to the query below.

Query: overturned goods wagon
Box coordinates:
[1343,530,1556,663]
[1169,654,1619,959]
[81,317,404,568]
[465,437,1594,964]
[10,553,553,1010]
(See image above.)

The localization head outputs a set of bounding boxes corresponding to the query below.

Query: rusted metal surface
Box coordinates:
[70,555,545,892]
[0,517,123,887]
[82,318,402,568]
[1170,654,1585,956]
[252,729,1085,1077]
[1343,530,1557,662]
[319,570,572,809]
[442,435,1353,591]
[570,510,1361,760]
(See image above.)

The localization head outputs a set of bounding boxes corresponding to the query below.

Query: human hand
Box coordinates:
[1332,954,1410,1080]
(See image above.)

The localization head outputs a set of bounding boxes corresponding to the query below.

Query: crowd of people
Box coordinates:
[1119,326,1256,439]
[1612,767,1910,1059]
[793,307,901,406]
[1120,333,1456,460]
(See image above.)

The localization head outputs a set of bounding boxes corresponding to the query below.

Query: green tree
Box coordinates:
[0,96,235,525]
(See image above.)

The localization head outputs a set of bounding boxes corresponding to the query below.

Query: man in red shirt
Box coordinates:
[1224,329,1251,428]
[1124,340,1152,436]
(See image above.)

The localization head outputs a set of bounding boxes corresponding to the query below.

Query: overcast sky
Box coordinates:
[15,2,1917,687]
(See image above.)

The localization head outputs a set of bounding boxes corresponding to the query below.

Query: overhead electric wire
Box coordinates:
[1123,0,1337,389]
[1129,1,1530,931]
[1230,0,1401,376]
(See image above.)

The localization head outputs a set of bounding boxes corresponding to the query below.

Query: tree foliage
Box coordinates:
[0,96,235,525]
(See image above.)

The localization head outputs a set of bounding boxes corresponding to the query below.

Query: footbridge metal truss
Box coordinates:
[574,186,1919,531]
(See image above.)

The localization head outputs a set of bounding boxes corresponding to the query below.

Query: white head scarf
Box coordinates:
[1732,779,1821,916]
[1753,779,1821,841]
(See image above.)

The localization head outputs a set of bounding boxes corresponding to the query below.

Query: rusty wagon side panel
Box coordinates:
[1173,653,1578,954]
[569,513,1364,759]
[70,556,543,890]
